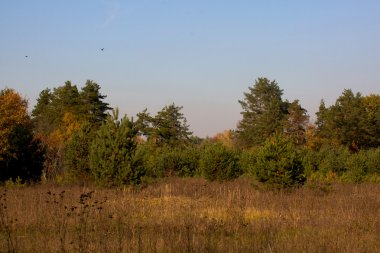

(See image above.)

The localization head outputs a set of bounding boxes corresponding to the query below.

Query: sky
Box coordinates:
[1,0,379,137]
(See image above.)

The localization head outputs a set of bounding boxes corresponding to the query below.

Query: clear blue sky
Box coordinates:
[1,0,379,137]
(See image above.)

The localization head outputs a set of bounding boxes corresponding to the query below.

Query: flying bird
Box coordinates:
[100,48,104,51]
[25,56,28,58]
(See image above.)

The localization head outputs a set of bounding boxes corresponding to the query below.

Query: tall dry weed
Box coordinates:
[0,179,380,252]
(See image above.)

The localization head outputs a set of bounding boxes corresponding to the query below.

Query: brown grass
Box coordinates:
[1,177,380,252]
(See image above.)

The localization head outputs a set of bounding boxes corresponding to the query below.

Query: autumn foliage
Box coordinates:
[0,88,29,158]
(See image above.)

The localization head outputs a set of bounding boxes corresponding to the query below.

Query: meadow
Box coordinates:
[1,177,380,253]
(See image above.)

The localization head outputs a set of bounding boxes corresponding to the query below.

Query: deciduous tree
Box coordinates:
[0,88,44,182]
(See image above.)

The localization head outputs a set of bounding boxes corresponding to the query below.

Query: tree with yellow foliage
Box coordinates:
[0,88,44,182]
[0,88,29,158]
[212,130,235,148]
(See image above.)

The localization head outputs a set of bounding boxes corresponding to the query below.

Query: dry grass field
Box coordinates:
[1,177,380,253]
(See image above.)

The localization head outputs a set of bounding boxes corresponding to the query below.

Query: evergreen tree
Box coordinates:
[283,100,309,146]
[137,103,192,147]
[31,80,112,179]
[316,89,377,150]
[31,88,54,133]
[89,109,143,186]
[362,94,380,147]
[79,80,112,126]
[32,81,80,134]
[64,122,94,182]
[236,78,288,147]
[250,133,306,188]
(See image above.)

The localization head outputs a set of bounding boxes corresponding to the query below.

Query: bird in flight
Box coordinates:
[25,56,28,58]
[100,48,104,51]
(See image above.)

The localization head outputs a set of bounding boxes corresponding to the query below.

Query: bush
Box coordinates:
[64,122,94,182]
[302,145,350,178]
[239,148,258,174]
[0,125,45,182]
[135,144,200,178]
[198,143,241,181]
[365,148,380,174]
[341,148,380,183]
[341,151,368,182]
[250,133,305,188]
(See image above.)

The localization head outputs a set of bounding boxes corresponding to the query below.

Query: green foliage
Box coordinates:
[250,133,306,188]
[342,151,368,183]
[89,109,143,187]
[365,148,380,174]
[157,146,200,177]
[32,80,111,134]
[137,103,193,147]
[198,143,241,181]
[239,148,258,174]
[135,144,200,178]
[236,77,288,148]
[2,125,45,182]
[283,100,309,146]
[341,148,380,183]
[302,145,350,177]
[64,122,94,182]
[78,80,111,126]
[316,90,380,149]
[302,146,380,183]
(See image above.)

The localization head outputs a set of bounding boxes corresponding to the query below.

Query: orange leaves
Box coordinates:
[0,88,30,157]
[212,130,234,148]
[39,112,82,149]
[62,112,81,140]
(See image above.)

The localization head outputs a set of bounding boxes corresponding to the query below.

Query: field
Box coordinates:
[1,178,380,253]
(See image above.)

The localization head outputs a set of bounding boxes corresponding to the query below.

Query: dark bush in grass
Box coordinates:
[135,144,200,178]
[198,143,241,181]
[239,148,258,175]
[341,148,380,183]
[365,148,380,174]
[302,145,350,178]
[64,122,94,183]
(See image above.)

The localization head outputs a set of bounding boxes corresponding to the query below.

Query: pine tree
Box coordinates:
[236,78,287,147]
[283,100,309,146]
[79,80,111,126]
[316,89,373,150]
[251,133,306,188]
[64,122,94,182]
[89,109,142,186]
[137,103,192,147]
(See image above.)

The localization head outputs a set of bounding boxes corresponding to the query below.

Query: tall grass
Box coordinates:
[1,178,380,252]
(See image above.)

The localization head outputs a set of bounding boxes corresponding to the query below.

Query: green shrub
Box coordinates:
[135,144,200,178]
[239,148,258,174]
[365,148,380,174]
[198,143,241,181]
[64,122,94,182]
[341,148,380,183]
[318,145,350,176]
[250,133,305,188]
[302,145,350,178]
[342,151,368,183]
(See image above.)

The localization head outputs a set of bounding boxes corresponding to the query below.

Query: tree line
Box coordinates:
[1,78,379,187]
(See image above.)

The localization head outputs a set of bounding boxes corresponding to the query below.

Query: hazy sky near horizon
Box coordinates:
[1,0,379,137]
